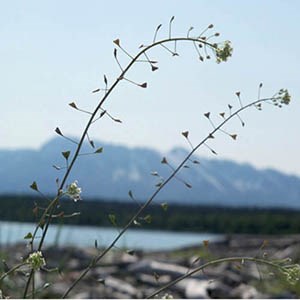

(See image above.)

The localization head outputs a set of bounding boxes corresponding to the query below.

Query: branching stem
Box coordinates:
[61,96,277,298]
[23,35,219,298]
[147,256,285,298]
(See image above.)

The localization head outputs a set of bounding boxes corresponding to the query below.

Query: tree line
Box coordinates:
[1,195,300,234]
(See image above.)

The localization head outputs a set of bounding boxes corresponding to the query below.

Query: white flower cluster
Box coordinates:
[282,264,300,285]
[27,251,46,271]
[66,180,82,202]
[215,40,233,63]
[278,88,291,105]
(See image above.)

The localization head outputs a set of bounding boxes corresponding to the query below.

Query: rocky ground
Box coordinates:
[1,234,300,298]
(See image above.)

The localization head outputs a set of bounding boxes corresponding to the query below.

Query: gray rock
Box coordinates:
[104,276,141,298]
[230,283,260,299]
[207,280,232,298]
[177,279,210,299]
[73,291,91,299]
[128,259,201,279]
[92,265,119,277]
[220,270,242,287]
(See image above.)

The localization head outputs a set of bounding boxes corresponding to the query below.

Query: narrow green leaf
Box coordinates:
[204,112,210,119]
[94,147,103,154]
[150,171,159,177]
[156,24,162,32]
[182,131,189,139]
[108,214,117,226]
[62,151,71,160]
[144,214,152,224]
[30,181,39,191]
[24,232,33,239]
[68,102,78,109]
[112,118,122,123]
[230,134,237,140]
[161,157,168,164]
[113,39,120,46]
[151,65,159,72]
[39,218,45,230]
[90,140,95,148]
[139,82,147,88]
[161,203,168,211]
[55,127,63,136]
[185,182,192,188]
[128,190,134,199]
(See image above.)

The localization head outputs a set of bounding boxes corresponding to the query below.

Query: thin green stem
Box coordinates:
[30,196,59,248]
[32,270,35,299]
[24,35,217,298]
[23,269,33,298]
[62,96,276,298]
[147,256,285,298]
[59,37,216,193]
[0,262,27,282]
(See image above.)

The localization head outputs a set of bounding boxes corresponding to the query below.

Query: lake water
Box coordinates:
[0,221,223,251]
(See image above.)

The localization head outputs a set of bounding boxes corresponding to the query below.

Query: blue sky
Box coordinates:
[1,0,299,175]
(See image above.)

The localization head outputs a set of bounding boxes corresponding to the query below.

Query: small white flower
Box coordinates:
[215,40,233,63]
[27,251,46,270]
[66,180,82,202]
[282,264,300,285]
[278,88,291,105]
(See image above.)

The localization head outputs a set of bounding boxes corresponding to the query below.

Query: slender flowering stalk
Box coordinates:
[62,92,291,298]
[24,31,227,298]
[18,19,292,299]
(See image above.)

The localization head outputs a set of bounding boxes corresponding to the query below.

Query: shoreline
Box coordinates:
[1,234,300,298]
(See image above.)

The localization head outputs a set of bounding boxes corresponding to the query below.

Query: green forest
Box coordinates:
[1,195,300,234]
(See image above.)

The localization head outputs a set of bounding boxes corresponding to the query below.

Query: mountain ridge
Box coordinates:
[0,137,299,208]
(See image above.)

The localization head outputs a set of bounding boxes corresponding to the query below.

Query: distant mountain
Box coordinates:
[0,137,300,208]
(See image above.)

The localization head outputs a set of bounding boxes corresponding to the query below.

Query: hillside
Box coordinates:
[0,137,299,208]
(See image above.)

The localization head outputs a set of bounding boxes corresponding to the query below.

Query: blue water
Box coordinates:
[0,221,223,251]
